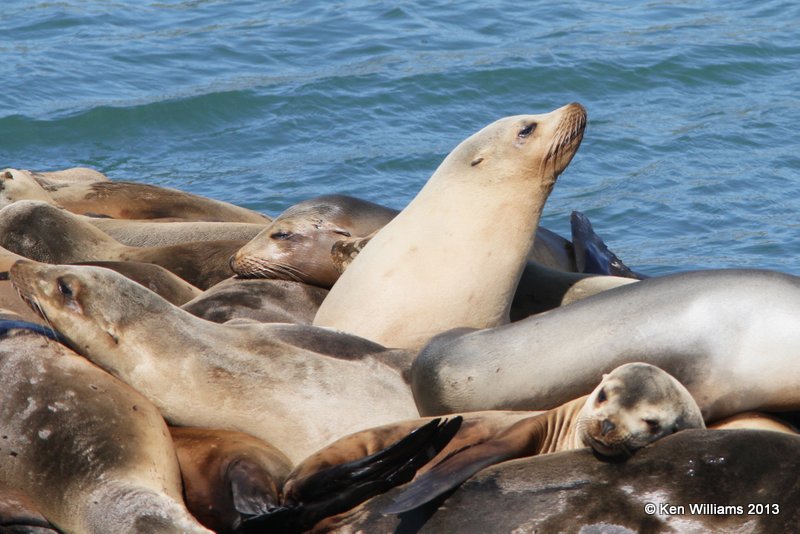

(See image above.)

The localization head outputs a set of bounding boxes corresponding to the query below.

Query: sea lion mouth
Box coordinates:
[583,432,633,459]
[232,255,307,283]
[542,103,587,174]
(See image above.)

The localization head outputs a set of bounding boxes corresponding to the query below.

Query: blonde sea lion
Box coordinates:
[10,260,419,464]
[0,200,243,289]
[314,103,587,349]
[0,327,210,533]
[385,362,704,513]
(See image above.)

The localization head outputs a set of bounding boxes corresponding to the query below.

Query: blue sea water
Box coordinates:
[2,0,799,275]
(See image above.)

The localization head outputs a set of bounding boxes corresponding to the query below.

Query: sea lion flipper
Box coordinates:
[236,417,462,533]
[383,437,517,515]
[570,211,643,279]
[228,459,282,516]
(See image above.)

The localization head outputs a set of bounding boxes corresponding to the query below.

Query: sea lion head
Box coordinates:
[0,168,55,208]
[441,102,587,191]
[10,260,173,364]
[578,362,705,458]
[230,211,352,288]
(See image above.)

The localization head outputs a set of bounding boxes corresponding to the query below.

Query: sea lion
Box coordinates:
[181,277,327,324]
[0,200,243,289]
[87,218,267,248]
[0,480,58,533]
[385,362,704,513]
[173,418,460,534]
[709,412,799,435]
[0,326,210,533]
[77,261,202,305]
[40,179,269,222]
[231,195,396,288]
[10,260,419,464]
[25,166,110,187]
[559,273,639,306]
[169,427,294,533]
[2,244,201,308]
[0,168,55,207]
[412,269,800,421]
[314,103,587,349]
[325,429,800,533]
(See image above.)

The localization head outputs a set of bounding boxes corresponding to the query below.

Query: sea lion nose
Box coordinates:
[228,254,236,272]
[601,419,615,436]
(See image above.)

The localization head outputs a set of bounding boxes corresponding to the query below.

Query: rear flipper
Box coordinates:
[383,435,518,515]
[235,416,462,533]
[570,211,646,279]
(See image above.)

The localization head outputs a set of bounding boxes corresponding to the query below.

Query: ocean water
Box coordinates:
[2,0,799,275]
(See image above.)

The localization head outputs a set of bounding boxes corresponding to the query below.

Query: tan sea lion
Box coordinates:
[385,362,704,513]
[230,195,397,287]
[25,166,110,187]
[169,427,293,533]
[87,218,267,248]
[47,180,270,222]
[0,480,58,533]
[314,103,587,349]
[0,168,55,207]
[709,411,799,435]
[10,260,420,464]
[181,277,327,324]
[0,327,210,533]
[0,200,243,289]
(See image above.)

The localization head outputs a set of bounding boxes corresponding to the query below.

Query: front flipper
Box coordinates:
[236,416,462,533]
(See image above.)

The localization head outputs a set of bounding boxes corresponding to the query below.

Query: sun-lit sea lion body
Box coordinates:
[413,269,800,423]
[314,104,587,349]
[0,200,242,289]
[10,260,419,465]
[46,180,270,222]
[0,327,210,533]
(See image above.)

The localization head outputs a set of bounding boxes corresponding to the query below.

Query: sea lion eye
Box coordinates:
[517,123,537,138]
[57,278,73,298]
[596,388,607,404]
[644,419,661,433]
[270,231,292,240]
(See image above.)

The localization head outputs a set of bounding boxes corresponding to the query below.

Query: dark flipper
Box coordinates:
[383,436,518,515]
[236,416,462,533]
[570,211,646,279]
[229,460,283,517]
[0,319,67,344]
